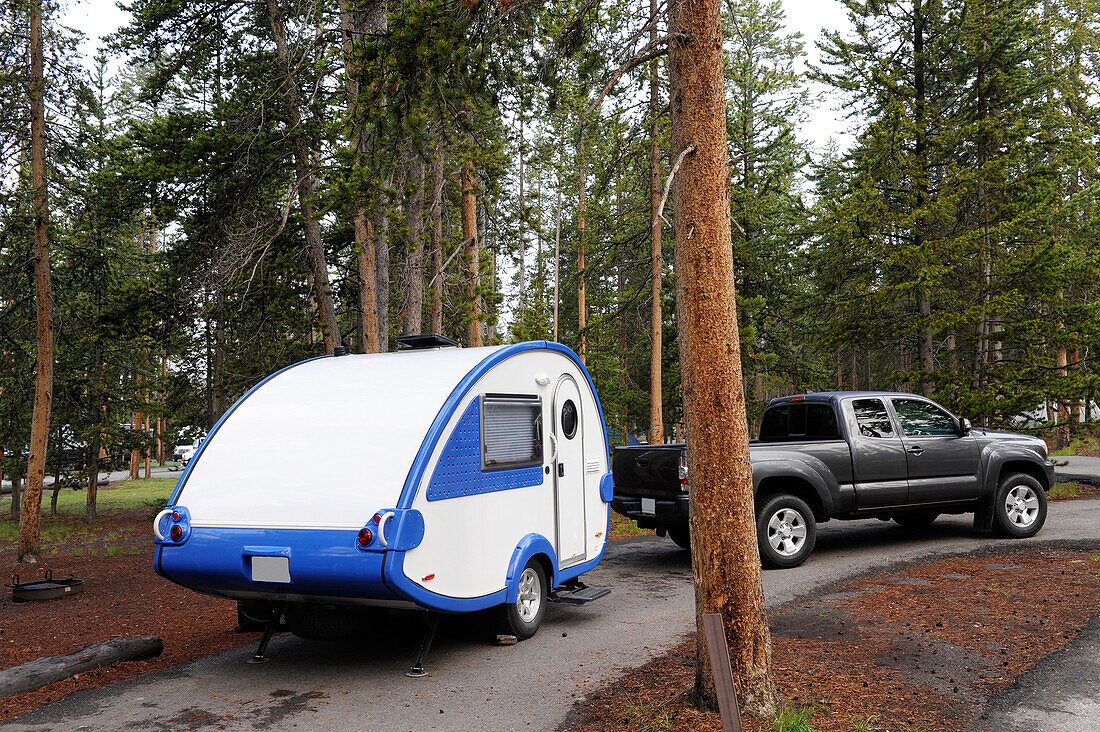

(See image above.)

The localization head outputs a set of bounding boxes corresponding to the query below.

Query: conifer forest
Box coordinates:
[2,0,1099,517]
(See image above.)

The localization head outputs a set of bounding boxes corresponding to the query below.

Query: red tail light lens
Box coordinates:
[172,511,180,521]
[170,525,183,541]
[357,528,373,546]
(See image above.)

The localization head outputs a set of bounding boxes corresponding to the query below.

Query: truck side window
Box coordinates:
[853,399,894,438]
[481,395,543,470]
[891,399,957,437]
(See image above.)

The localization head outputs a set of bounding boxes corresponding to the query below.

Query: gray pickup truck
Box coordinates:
[611,392,1055,568]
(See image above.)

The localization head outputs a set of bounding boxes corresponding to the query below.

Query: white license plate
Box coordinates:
[641,498,656,515]
[251,556,291,583]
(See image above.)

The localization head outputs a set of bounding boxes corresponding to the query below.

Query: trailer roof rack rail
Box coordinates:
[396,334,461,351]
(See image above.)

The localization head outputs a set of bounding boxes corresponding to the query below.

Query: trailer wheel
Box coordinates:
[502,560,547,640]
[756,494,817,569]
[667,527,691,551]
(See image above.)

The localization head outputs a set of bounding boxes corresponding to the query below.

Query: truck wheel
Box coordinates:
[667,527,691,551]
[236,600,272,632]
[501,560,547,640]
[991,473,1047,538]
[756,495,817,569]
[893,511,940,529]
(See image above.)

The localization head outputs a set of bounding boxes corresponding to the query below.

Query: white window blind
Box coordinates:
[482,396,542,469]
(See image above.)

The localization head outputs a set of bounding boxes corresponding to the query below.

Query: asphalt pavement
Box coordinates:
[1054,455,1100,485]
[3,498,1099,731]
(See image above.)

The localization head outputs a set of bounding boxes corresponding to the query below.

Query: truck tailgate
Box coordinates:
[611,445,686,499]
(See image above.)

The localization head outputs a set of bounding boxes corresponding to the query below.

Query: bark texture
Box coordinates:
[667,0,776,714]
[462,157,482,346]
[577,134,587,363]
[20,0,53,563]
[402,160,426,335]
[430,138,445,335]
[0,636,163,700]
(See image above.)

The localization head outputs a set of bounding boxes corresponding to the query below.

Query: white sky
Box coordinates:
[61,0,855,152]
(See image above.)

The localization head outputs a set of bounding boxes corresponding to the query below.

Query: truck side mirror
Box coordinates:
[959,418,972,436]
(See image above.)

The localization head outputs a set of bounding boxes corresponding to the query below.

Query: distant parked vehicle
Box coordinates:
[612,392,1055,568]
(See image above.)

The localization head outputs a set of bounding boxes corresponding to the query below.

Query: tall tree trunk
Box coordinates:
[668,0,775,714]
[517,119,526,305]
[402,161,427,335]
[462,155,482,346]
[342,0,385,353]
[648,6,664,444]
[553,184,562,342]
[577,133,587,363]
[430,137,445,335]
[86,428,101,524]
[374,189,391,351]
[19,0,53,563]
[267,0,341,354]
[912,0,934,398]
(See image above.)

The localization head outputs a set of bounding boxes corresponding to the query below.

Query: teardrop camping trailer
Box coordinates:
[153,338,613,669]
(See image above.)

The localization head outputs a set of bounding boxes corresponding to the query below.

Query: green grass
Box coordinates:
[772,703,818,732]
[0,476,176,545]
[1049,482,1081,500]
[1050,437,1100,457]
[621,701,675,731]
[105,546,123,557]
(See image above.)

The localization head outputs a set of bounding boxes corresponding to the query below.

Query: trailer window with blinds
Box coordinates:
[481,395,543,471]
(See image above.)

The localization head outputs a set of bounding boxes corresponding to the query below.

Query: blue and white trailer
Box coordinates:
[153,339,613,665]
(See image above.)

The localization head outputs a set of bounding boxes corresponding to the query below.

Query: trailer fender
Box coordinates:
[506,534,558,603]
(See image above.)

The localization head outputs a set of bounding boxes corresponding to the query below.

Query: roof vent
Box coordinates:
[396,334,461,351]
[332,345,349,357]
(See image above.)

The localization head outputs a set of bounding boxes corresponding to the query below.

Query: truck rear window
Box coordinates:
[759,403,839,441]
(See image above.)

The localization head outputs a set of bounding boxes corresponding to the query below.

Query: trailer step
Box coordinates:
[549,584,611,605]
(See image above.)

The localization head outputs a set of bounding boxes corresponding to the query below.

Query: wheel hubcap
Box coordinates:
[767,508,808,556]
[517,567,541,623]
[1005,485,1039,528]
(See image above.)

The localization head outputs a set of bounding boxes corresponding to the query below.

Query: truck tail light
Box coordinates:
[678,454,689,491]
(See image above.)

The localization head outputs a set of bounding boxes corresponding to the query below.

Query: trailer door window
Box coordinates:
[481,395,543,470]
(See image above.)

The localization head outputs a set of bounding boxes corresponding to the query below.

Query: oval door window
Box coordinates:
[561,400,578,439]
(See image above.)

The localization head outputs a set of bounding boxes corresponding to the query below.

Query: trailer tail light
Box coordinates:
[172,511,180,521]
[357,528,373,546]
[170,525,183,542]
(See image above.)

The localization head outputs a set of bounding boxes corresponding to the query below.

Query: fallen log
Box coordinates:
[0,635,163,700]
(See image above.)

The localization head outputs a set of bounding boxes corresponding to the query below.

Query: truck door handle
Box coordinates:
[908,446,925,456]
[558,463,565,477]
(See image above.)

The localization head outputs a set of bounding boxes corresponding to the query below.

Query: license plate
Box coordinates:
[251,556,290,583]
[641,498,656,515]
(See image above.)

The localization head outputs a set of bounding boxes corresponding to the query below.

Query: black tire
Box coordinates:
[991,472,1047,538]
[500,560,547,640]
[756,494,817,569]
[284,603,385,640]
[667,527,691,551]
[893,511,940,529]
[236,599,272,632]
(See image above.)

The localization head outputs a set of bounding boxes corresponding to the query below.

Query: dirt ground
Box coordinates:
[564,546,1100,732]
[0,506,253,722]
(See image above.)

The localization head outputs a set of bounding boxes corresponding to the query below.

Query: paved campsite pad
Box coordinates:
[563,545,1100,732]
